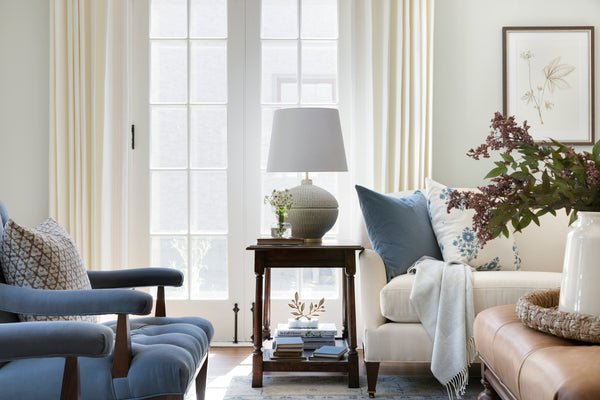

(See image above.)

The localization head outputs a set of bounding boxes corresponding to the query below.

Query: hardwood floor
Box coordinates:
[207,346,481,380]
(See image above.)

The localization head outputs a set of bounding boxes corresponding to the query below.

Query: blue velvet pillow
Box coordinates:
[356,185,442,281]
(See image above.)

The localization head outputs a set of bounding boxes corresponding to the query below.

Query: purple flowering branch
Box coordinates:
[447,112,600,246]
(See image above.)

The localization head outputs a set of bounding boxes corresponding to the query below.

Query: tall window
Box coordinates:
[260,0,340,300]
[149,0,229,300]
[132,0,343,339]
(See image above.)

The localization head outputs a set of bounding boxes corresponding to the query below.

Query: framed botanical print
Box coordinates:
[503,26,595,145]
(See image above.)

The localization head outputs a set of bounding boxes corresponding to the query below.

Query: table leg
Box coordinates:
[252,253,265,388]
[345,251,359,388]
[263,268,272,340]
[341,270,348,340]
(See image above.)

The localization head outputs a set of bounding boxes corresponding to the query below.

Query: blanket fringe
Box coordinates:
[443,337,478,400]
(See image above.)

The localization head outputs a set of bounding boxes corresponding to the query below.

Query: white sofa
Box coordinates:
[357,190,569,397]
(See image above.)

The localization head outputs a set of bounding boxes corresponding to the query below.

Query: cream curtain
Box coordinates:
[348,0,434,193]
[50,0,129,269]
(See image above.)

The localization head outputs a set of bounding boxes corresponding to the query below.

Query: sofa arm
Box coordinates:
[358,249,387,330]
[0,321,113,361]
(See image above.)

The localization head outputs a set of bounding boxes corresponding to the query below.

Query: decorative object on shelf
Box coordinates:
[288,291,325,328]
[516,288,600,343]
[447,112,600,316]
[267,108,348,242]
[264,189,293,238]
[274,322,337,338]
[503,26,595,145]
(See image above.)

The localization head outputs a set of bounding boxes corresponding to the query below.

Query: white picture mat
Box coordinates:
[505,29,592,143]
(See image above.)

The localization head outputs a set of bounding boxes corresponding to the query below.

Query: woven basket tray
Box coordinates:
[515,288,600,344]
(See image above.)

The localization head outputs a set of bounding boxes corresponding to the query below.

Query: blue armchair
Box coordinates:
[0,202,213,400]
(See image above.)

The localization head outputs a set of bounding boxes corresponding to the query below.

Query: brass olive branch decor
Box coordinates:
[288,292,325,320]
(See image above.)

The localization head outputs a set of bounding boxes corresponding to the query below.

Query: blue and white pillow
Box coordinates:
[425,178,521,271]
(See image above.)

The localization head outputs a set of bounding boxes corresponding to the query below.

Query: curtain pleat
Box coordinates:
[50,0,128,270]
[349,0,434,193]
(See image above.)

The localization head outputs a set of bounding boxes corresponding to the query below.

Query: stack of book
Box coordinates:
[271,336,305,360]
[309,345,348,360]
[274,322,337,350]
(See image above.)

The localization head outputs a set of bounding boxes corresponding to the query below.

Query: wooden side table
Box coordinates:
[246,243,364,388]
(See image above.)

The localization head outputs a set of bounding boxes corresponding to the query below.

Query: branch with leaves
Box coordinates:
[288,292,325,320]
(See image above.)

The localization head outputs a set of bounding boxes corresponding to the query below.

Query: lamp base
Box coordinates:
[287,179,338,241]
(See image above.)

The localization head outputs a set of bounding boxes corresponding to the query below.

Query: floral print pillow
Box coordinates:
[425,178,521,271]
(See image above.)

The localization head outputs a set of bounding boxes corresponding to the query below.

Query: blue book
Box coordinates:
[275,336,303,349]
[312,345,348,358]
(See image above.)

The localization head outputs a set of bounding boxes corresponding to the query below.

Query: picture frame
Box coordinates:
[503,26,595,145]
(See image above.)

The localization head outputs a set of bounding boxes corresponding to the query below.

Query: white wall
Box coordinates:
[0,0,49,226]
[433,0,600,187]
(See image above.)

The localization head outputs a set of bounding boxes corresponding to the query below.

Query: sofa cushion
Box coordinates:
[380,271,561,323]
[0,218,94,322]
[356,185,442,281]
[0,316,212,399]
[426,178,521,271]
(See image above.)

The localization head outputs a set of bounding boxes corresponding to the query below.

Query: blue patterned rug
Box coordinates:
[205,375,482,399]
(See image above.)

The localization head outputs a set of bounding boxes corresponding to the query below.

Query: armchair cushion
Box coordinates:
[1,219,94,322]
[0,316,213,399]
[356,185,442,281]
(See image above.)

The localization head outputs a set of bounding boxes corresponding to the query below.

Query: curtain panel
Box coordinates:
[50,0,128,269]
[348,0,434,193]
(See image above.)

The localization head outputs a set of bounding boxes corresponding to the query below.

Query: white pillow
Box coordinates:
[425,178,521,271]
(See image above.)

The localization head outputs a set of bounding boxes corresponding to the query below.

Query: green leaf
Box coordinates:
[500,153,515,164]
[485,166,504,179]
[569,211,579,225]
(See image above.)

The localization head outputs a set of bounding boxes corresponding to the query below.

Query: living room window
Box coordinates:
[129,0,344,339]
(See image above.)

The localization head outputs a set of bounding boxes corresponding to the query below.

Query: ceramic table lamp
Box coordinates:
[267,108,348,242]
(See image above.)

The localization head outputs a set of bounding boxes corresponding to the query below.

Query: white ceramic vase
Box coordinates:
[559,211,600,316]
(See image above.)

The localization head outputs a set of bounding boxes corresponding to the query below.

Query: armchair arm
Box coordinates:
[358,249,387,330]
[0,283,153,316]
[0,321,113,361]
[87,268,183,289]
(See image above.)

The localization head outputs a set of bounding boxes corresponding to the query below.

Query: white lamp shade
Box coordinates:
[267,108,348,172]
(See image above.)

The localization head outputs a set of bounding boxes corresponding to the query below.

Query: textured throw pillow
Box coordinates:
[356,185,443,281]
[0,218,95,322]
[425,178,521,271]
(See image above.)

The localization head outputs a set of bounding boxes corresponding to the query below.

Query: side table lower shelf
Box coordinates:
[262,338,351,373]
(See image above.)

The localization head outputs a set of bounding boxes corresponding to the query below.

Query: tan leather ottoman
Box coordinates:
[474,304,600,400]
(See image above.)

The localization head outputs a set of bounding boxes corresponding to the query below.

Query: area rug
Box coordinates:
[206,375,482,399]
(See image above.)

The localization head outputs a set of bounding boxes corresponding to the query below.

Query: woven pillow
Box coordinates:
[426,178,521,271]
[0,218,95,322]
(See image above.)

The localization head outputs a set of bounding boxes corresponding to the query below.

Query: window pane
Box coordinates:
[150,0,187,38]
[151,236,188,299]
[151,106,188,169]
[190,0,227,38]
[151,171,188,233]
[301,268,338,299]
[261,0,298,39]
[190,40,227,103]
[190,107,227,169]
[190,236,228,299]
[301,42,337,104]
[271,268,299,298]
[261,41,298,103]
[301,0,337,39]
[151,41,188,103]
[190,171,228,233]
